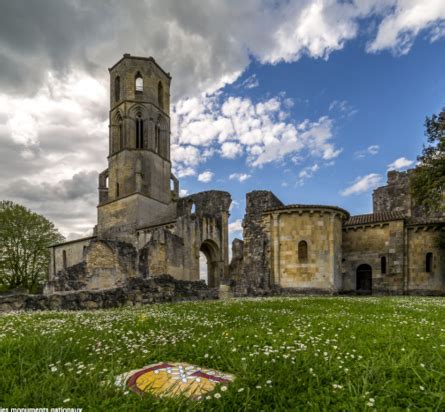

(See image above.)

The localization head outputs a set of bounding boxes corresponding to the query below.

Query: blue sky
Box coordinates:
[175,34,445,237]
[0,1,445,240]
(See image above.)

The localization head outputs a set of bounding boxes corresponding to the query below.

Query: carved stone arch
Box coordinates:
[199,239,221,288]
[112,111,124,152]
[128,104,148,119]
[129,105,149,149]
[155,114,169,157]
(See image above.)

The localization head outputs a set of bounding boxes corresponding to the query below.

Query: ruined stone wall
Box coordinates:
[373,170,445,221]
[174,191,231,285]
[240,191,284,292]
[46,240,137,293]
[0,275,217,312]
[407,225,445,294]
[50,237,95,280]
[136,191,231,285]
[342,221,405,294]
[139,228,185,280]
[267,208,345,293]
[229,238,244,286]
[373,171,412,215]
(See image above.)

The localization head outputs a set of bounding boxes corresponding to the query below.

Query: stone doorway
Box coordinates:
[356,264,372,294]
[199,240,221,288]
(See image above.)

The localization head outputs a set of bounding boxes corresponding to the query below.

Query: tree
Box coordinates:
[0,201,64,293]
[410,107,445,213]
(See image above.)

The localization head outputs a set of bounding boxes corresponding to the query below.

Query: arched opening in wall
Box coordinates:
[114,76,120,102]
[191,202,196,214]
[199,240,220,288]
[381,256,387,274]
[158,81,164,109]
[116,182,120,197]
[155,123,161,153]
[62,250,67,270]
[135,72,143,92]
[298,240,308,262]
[426,252,433,273]
[356,264,372,294]
[199,251,208,284]
[136,113,144,149]
[117,115,124,150]
[105,176,109,189]
[170,178,175,191]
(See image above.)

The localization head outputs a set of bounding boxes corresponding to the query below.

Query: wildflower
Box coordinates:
[50,366,58,372]
[238,388,244,392]
[366,397,375,407]
[419,386,425,391]
[204,353,209,358]
[221,385,228,392]
[63,399,70,403]
[214,393,221,399]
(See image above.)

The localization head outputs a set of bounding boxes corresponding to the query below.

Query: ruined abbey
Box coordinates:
[43,54,444,302]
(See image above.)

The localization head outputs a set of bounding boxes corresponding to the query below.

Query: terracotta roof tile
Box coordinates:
[264,204,350,217]
[344,212,405,226]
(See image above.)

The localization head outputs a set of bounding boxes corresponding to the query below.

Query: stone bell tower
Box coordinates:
[97,54,179,241]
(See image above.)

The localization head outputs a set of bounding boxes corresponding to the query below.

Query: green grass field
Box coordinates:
[1,297,444,411]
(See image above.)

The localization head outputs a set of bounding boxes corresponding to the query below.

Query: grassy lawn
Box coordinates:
[1,296,444,411]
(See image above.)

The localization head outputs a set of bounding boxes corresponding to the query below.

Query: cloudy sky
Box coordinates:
[1,0,445,241]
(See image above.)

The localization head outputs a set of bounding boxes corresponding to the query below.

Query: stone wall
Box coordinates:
[266,207,347,293]
[407,224,445,294]
[342,221,405,294]
[228,238,244,285]
[0,275,217,312]
[46,239,137,293]
[373,170,445,221]
[239,191,284,293]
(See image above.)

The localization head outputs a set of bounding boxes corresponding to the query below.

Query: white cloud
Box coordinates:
[229,219,243,235]
[367,1,445,55]
[354,144,380,158]
[241,74,259,89]
[2,0,445,237]
[173,93,342,172]
[387,157,415,171]
[297,163,320,185]
[221,142,243,159]
[340,173,383,196]
[197,170,214,183]
[229,173,251,182]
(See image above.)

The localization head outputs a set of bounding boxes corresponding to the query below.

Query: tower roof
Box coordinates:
[108,53,171,79]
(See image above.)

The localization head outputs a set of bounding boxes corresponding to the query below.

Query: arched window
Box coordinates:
[426,252,433,273]
[135,114,144,149]
[158,81,164,109]
[298,240,308,261]
[117,115,124,150]
[381,256,387,274]
[114,76,120,102]
[135,73,143,92]
[62,250,67,270]
[155,123,161,153]
[191,203,196,214]
[116,182,120,197]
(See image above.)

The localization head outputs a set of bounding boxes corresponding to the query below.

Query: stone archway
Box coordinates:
[199,240,221,288]
[356,264,372,294]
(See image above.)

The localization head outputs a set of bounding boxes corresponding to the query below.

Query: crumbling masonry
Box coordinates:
[29,55,444,308]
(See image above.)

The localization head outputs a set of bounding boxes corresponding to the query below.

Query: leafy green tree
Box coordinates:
[0,201,64,293]
[410,107,445,213]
